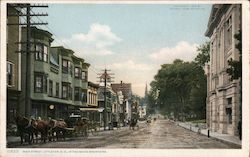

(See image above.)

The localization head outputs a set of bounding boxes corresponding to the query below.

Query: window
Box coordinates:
[62,59,68,73]
[56,82,59,97]
[49,80,53,96]
[35,44,43,60]
[62,84,68,99]
[226,98,233,124]
[82,71,87,81]
[31,104,42,119]
[35,76,42,92]
[226,16,232,51]
[34,73,47,93]
[74,87,80,101]
[69,86,72,100]
[81,89,87,103]
[74,67,81,78]
[35,44,48,62]
[44,45,48,62]
[62,82,71,99]
[7,62,14,86]
[69,62,72,76]
[62,59,72,75]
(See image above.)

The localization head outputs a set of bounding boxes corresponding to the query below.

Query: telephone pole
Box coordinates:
[7,3,48,117]
[98,69,114,130]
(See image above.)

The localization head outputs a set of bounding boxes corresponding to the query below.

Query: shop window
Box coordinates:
[31,104,41,118]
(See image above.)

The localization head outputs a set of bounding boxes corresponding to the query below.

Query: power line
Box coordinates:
[8,4,48,117]
[97,69,115,130]
[30,10,101,75]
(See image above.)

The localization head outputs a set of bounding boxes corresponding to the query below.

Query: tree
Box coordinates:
[151,59,207,121]
[226,30,242,80]
[226,29,242,122]
[194,41,210,67]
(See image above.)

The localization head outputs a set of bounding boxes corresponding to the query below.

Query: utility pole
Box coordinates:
[7,3,48,117]
[98,69,114,130]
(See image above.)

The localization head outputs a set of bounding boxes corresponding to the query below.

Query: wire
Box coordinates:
[30,10,100,75]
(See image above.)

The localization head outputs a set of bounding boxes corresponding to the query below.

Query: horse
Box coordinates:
[15,114,37,145]
[33,119,50,143]
[48,119,68,141]
[74,118,88,137]
[129,119,139,130]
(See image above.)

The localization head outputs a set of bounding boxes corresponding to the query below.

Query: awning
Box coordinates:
[79,107,104,112]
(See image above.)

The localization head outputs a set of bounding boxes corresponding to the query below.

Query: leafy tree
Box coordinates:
[194,41,210,67]
[226,29,242,121]
[150,59,207,121]
[226,30,242,80]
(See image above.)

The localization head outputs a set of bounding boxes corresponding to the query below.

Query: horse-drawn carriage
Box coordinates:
[129,118,139,130]
[14,113,100,145]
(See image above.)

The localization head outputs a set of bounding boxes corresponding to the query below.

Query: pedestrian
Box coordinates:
[238,120,242,140]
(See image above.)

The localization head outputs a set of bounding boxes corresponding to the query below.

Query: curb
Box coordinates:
[177,122,241,148]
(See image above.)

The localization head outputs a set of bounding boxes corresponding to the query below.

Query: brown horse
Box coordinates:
[33,119,50,143]
[48,119,68,141]
[15,114,37,145]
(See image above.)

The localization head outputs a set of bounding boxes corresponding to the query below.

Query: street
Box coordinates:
[10,119,238,149]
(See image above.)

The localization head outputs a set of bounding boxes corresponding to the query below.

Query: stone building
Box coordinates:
[205,4,241,136]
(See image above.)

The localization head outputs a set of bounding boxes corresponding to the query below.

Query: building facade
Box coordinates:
[111,81,132,123]
[6,5,22,124]
[205,4,241,136]
[20,27,90,119]
[97,85,113,127]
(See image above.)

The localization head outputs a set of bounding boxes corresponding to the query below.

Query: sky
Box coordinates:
[35,3,212,97]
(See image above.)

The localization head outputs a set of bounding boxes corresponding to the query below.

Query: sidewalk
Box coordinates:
[177,121,241,148]
[6,125,131,146]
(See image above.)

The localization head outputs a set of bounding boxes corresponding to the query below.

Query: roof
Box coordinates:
[111,82,132,99]
[205,4,230,37]
[88,81,99,88]
[51,46,74,54]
